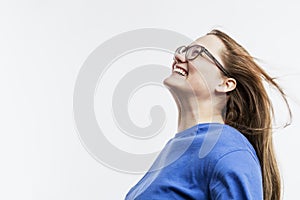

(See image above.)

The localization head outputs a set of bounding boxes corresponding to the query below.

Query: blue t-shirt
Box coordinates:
[125,123,263,200]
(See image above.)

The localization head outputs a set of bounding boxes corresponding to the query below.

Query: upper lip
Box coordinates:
[172,62,188,75]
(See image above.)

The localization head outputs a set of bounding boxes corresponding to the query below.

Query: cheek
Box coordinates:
[189,59,219,78]
[187,71,211,96]
[187,62,220,93]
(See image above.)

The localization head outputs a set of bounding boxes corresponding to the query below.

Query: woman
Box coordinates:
[125,29,291,200]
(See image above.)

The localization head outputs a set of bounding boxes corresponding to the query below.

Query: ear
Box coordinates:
[215,78,237,93]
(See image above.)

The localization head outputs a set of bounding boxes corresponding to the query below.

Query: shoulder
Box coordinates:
[212,149,261,176]
[203,124,259,163]
[208,150,263,199]
[195,124,261,176]
[205,125,263,199]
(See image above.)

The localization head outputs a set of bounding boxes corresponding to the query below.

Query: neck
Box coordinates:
[176,98,224,133]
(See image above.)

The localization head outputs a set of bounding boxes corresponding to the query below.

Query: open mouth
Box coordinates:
[172,63,188,77]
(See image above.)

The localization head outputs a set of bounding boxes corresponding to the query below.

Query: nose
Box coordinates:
[174,51,187,63]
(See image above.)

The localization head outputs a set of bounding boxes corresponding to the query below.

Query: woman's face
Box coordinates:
[163,34,227,100]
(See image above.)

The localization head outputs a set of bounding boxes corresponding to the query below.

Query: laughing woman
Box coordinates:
[125,29,291,200]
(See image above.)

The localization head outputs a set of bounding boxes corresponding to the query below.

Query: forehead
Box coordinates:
[190,34,225,60]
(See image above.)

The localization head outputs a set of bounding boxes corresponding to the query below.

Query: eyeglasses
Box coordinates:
[174,45,230,77]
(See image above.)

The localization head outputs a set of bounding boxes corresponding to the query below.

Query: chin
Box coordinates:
[163,75,187,91]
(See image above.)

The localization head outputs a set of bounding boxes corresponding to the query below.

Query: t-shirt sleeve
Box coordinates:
[209,150,263,200]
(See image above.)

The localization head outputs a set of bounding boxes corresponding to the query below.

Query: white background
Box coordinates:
[1,0,300,199]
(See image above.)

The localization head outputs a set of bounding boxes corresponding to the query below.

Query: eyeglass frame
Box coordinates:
[174,45,230,77]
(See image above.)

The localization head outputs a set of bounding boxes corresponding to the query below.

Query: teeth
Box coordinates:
[173,67,187,76]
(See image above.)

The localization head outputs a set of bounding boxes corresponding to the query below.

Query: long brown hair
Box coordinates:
[207,29,292,200]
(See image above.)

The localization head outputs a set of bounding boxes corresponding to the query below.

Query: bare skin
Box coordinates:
[163,34,236,133]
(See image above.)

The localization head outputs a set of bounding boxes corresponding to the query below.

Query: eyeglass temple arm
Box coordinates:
[203,48,229,76]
